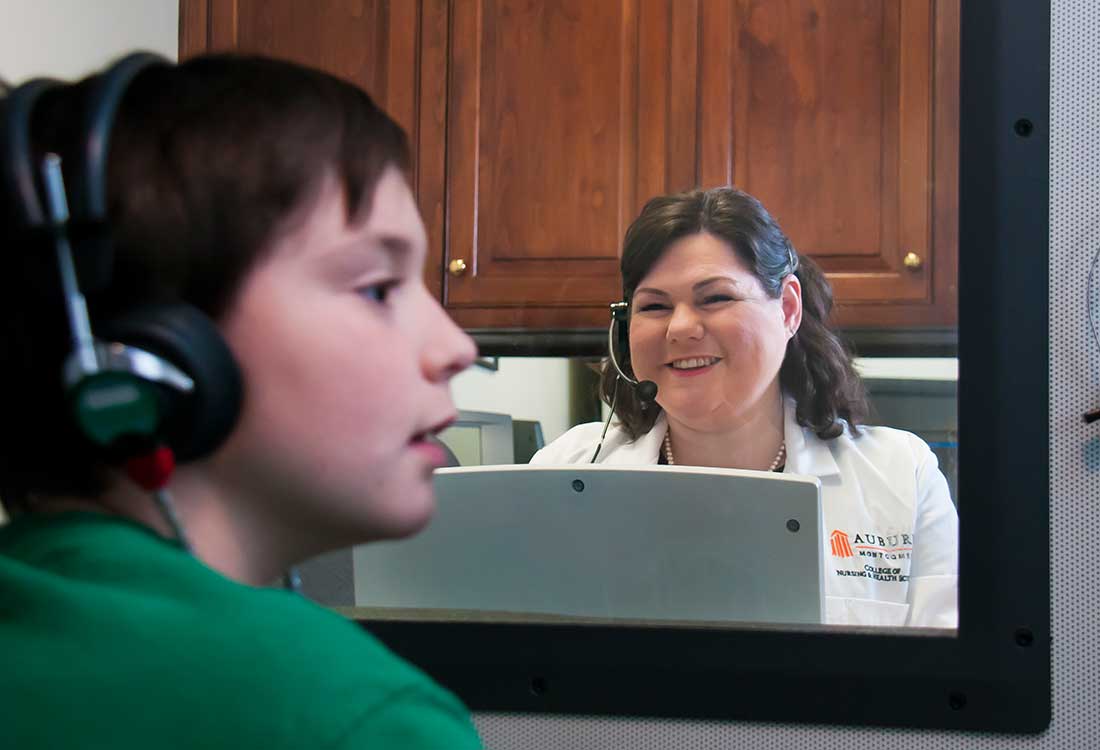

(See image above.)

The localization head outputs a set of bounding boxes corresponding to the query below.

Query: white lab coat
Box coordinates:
[530,400,959,628]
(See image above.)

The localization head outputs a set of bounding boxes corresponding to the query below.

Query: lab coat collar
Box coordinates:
[642,399,841,479]
[782,397,842,479]
[633,412,667,464]
[594,412,666,464]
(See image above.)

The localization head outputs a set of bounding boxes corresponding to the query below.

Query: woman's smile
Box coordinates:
[666,356,722,377]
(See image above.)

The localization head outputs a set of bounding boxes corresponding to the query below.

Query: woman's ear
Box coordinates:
[780,274,803,338]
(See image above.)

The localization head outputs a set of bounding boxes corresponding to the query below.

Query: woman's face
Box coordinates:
[628,232,802,432]
[212,167,476,545]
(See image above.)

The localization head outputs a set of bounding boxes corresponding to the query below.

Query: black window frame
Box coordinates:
[362,0,1051,732]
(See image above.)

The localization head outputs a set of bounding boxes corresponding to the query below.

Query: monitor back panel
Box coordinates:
[354,465,823,625]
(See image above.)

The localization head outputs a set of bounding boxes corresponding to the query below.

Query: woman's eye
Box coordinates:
[702,294,735,305]
[359,281,398,304]
[637,302,668,312]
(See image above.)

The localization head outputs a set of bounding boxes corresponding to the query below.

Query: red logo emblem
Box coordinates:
[830,529,854,558]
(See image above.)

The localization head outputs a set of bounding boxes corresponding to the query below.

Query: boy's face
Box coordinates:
[212,167,476,546]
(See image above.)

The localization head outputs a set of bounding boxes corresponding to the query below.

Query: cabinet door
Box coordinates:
[698,0,958,328]
[178,0,432,289]
[180,1,416,127]
[435,0,698,329]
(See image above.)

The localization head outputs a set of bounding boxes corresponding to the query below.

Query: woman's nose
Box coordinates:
[666,304,704,341]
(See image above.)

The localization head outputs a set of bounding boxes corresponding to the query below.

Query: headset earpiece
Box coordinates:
[607,301,658,404]
[100,304,242,461]
[611,301,631,371]
[592,300,657,461]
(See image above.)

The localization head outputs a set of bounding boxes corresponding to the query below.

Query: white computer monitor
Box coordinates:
[353,465,823,625]
[436,410,515,466]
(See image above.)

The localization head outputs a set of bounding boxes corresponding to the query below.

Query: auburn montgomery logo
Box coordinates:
[830,530,855,557]
[830,529,914,558]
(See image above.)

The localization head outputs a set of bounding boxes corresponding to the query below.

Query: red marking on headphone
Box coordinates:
[125,445,176,491]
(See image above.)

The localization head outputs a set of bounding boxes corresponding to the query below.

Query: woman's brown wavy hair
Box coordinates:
[600,186,868,441]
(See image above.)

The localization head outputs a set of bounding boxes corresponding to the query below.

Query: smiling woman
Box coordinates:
[531,186,958,628]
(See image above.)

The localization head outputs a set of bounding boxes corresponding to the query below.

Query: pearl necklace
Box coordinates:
[662,431,786,472]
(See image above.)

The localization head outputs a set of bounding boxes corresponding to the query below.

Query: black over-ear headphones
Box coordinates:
[0,52,243,471]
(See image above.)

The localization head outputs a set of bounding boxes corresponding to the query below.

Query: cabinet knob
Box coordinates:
[448,258,468,277]
[902,251,923,270]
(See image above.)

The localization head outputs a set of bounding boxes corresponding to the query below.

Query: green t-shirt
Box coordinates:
[0,512,482,749]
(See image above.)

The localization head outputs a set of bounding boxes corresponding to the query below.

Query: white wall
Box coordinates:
[0,0,178,84]
[854,357,957,381]
[451,358,575,444]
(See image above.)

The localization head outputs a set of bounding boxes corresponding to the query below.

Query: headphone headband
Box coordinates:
[77,52,166,222]
[0,78,61,226]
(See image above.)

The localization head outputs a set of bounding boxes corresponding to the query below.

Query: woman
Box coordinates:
[532,187,958,628]
[0,55,481,746]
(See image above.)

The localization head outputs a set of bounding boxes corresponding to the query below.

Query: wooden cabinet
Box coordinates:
[696,0,958,329]
[180,0,958,336]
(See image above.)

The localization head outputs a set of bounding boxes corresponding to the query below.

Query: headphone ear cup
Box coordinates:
[100,303,243,462]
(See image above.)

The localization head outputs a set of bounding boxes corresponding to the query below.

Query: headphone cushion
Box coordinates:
[100,303,243,462]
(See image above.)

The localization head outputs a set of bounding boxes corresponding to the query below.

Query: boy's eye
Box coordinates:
[359,281,399,304]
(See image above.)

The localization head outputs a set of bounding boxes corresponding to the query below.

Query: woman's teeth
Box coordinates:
[670,357,720,370]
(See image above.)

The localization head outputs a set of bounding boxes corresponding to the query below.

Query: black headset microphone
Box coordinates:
[590,302,658,463]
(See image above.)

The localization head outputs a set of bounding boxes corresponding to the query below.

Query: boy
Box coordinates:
[0,53,481,748]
